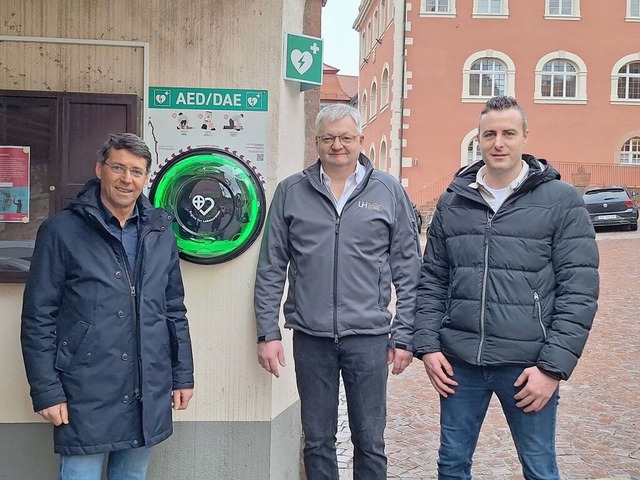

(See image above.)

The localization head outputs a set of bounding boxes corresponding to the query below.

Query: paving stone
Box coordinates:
[335,228,640,479]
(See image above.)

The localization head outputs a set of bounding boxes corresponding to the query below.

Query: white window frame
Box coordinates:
[534,51,587,104]
[370,79,378,120]
[420,0,457,18]
[380,0,387,32]
[611,53,640,104]
[361,91,368,126]
[628,0,640,21]
[373,10,379,43]
[620,136,640,164]
[379,137,388,172]
[380,65,390,110]
[369,144,376,166]
[545,0,581,20]
[473,0,509,19]
[461,129,482,167]
[462,50,516,103]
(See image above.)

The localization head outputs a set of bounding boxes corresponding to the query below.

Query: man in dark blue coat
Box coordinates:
[414,96,599,479]
[21,133,195,480]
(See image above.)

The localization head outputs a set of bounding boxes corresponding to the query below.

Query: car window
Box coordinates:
[583,189,629,202]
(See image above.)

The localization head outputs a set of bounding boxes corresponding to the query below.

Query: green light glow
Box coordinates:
[150,149,266,264]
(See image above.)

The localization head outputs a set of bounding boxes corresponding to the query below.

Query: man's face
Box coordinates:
[316,116,363,171]
[95,148,148,215]
[477,108,528,181]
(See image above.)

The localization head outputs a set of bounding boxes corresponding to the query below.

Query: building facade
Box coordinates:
[355,0,640,207]
[0,1,329,478]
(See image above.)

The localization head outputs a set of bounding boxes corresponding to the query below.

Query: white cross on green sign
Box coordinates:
[283,33,323,86]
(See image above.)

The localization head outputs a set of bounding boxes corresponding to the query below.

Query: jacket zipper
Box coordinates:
[333,216,340,343]
[121,216,160,403]
[533,291,546,341]
[477,211,493,363]
[120,257,141,401]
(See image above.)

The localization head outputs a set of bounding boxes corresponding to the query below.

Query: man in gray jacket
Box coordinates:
[254,104,421,480]
[414,96,599,479]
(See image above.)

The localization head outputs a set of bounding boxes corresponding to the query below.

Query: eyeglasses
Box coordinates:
[102,161,147,178]
[317,135,360,146]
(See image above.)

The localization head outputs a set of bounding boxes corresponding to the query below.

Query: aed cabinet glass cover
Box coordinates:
[149,148,266,264]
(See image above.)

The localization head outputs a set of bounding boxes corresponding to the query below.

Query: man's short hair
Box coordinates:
[97,133,152,171]
[479,95,528,132]
[315,104,362,135]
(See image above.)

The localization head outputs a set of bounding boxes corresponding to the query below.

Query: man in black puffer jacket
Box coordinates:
[414,96,599,480]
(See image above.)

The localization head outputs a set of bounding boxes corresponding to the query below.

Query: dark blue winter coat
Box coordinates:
[21,179,194,455]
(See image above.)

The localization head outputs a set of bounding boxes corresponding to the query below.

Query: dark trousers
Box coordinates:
[293,331,389,480]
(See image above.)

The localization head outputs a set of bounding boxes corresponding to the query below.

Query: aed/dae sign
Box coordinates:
[283,32,323,86]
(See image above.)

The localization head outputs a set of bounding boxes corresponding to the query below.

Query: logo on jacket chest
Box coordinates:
[358,201,382,212]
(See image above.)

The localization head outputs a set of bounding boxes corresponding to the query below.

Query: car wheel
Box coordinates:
[631,223,638,231]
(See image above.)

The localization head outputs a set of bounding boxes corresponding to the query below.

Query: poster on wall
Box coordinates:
[145,87,268,188]
[0,146,30,223]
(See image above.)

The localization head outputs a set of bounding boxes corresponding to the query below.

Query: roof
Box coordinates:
[320,63,358,103]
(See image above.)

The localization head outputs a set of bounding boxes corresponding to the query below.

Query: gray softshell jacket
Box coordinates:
[254,154,421,349]
[414,155,599,380]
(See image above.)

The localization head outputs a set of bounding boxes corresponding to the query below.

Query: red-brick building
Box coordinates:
[354,0,640,207]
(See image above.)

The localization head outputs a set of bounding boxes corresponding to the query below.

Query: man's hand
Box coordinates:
[421,352,458,397]
[387,348,413,375]
[172,388,194,410]
[257,340,286,378]
[38,402,69,426]
[513,366,559,412]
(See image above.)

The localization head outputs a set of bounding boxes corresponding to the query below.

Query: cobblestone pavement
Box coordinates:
[337,228,640,479]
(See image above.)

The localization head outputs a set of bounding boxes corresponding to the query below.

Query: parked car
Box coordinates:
[411,202,423,234]
[582,186,638,231]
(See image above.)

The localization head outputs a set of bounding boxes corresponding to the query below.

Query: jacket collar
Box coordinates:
[66,178,158,227]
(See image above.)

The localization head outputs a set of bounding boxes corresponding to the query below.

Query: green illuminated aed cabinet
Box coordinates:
[149,148,266,264]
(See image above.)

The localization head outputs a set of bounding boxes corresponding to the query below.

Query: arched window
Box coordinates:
[461,129,482,166]
[369,144,376,166]
[617,62,640,99]
[611,54,640,103]
[620,137,640,164]
[470,59,505,97]
[379,138,388,172]
[541,60,576,98]
[361,91,368,125]
[373,10,379,42]
[381,0,387,30]
[370,80,378,119]
[535,52,587,104]
[462,50,515,102]
[380,67,390,108]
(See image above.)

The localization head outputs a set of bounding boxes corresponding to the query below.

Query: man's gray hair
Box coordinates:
[315,104,362,135]
[97,133,152,171]
[479,95,528,131]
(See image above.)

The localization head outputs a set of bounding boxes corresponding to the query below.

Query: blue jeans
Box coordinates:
[293,331,389,480]
[59,447,152,480]
[438,358,560,480]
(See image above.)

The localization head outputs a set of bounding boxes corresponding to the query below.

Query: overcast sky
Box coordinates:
[322,0,360,76]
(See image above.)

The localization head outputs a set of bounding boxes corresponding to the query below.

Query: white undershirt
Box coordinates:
[320,162,366,215]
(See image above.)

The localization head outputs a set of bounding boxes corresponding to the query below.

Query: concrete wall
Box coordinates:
[0,0,311,477]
